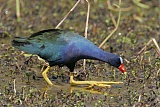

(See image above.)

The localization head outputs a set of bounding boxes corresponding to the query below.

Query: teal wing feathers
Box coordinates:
[12,29,68,62]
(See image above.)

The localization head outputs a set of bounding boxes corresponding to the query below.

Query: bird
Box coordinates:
[12,29,126,88]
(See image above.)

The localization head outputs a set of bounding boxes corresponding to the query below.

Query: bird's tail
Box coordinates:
[12,37,39,54]
[12,37,30,47]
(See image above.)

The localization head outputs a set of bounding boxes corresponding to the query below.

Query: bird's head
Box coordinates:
[109,56,126,73]
[118,57,126,73]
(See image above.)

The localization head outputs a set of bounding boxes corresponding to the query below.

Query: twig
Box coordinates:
[137,38,160,56]
[55,0,81,29]
[15,62,21,72]
[107,0,133,12]
[152,38,160,56]
[138,94,141,102]
[16,0,21,22]
[132,0,150,9]
[84,0,90,39]
[13,79,16,95]
[99,0,121,48]
[83,0,90,71]
[109,12,117,28]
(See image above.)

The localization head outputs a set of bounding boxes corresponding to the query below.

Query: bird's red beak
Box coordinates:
[118,63,126,73]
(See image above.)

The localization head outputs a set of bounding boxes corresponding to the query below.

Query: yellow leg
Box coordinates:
[42,66,53,86]
[70,72,123,88]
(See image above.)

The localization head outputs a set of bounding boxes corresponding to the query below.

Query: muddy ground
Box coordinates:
[0,0,159,106]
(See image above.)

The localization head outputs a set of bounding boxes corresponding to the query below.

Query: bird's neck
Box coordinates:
[82,47,116,64]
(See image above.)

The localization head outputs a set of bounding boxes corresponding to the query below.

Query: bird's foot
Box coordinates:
[70,72,123,88]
